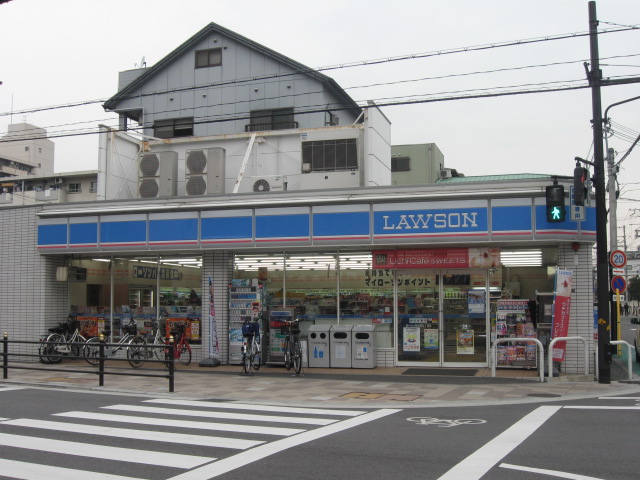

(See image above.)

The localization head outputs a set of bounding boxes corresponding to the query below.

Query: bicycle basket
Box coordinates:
[241,321,254,337]
[283,321,300,335]
[121,323,137,336]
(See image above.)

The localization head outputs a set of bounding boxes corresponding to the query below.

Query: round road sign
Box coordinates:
[610,250,627,268]
[611,275,627,294]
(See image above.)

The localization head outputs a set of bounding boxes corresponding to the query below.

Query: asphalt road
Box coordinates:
[1,385,639,479]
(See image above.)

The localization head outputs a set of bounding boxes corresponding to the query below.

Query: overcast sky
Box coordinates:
[1,0,640,248]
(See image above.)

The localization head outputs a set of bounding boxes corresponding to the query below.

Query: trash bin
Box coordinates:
[330,325,353,368]
[308,324,330,367]
[352,325,376,368]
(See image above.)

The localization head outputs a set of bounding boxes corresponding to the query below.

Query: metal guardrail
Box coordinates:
[490,337,544,383]
[547,336,589,381]
[1,333,176,392]
[610,340,634,381]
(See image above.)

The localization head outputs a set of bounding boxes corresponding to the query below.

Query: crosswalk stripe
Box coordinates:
[144,399,366,417]
[0,458,145,480]
[3,418,264,450]
[0,386,25,392]
[167,408,402,480]
[103,404,338,425]
[54,411,304,436]
[0,432,214,469]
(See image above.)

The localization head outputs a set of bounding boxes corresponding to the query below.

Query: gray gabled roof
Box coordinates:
[103,22,361,114]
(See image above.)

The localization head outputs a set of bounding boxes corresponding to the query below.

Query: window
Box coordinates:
[391,156,411,172]
[325,111,339,126]
[25,147,29,152]
[247,108,296,132]
[153,117,194,139]
[302,139,358,172]
[195,48,222,68]
[90,181,98,193]
[68,183,82,194]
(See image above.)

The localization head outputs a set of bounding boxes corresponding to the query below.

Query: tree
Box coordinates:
[628,276,640,303]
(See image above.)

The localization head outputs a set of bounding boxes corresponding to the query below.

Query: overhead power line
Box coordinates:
[1,25,637,118]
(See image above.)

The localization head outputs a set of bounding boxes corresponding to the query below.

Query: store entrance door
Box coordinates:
[396,269,488,367]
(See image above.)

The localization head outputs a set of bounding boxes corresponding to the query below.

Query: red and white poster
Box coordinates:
[372,248,500,269]
[551,269,573,362]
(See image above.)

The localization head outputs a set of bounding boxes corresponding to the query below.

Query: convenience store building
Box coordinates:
[30,176,596,373]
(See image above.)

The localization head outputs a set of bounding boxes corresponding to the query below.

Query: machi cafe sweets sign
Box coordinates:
[372,248,501,269]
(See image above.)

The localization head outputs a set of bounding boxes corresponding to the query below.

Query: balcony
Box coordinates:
[245,121,298,133]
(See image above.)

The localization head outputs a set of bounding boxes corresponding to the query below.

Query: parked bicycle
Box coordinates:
[127,319,166,368]
[241,318,261,375]
[164,322,192,367]
[83,319,142,368]
[282,318,302,375]
[38,317,89,364]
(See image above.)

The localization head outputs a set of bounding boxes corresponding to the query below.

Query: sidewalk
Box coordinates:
[2,359,639,408]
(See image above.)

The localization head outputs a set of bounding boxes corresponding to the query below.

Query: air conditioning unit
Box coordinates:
[439,169,453,179]
[185,147,226,196]
[138,151,178,198]
[249,175,286,193]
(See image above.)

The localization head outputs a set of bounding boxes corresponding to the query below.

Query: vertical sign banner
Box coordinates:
[209,276,220,359]
[551,269,573,362]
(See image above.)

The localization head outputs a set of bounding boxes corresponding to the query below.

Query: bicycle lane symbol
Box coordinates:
[407,417,487,428]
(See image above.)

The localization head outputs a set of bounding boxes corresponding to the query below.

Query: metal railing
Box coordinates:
[610,340,634,381]
[491,337,544,383]
[1,333,176,392]
[547,336,589,381]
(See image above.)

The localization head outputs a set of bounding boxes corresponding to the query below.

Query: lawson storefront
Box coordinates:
[34,180,597,372]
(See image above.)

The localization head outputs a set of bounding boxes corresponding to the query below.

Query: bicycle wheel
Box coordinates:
[153,335,165,361]
[292,337,302,375]
[83,337,102,366]
[71,334,87,358]
[43,334,64,364]
[38,337,55,364]
[283,337,292,370]
[127,337,146,368]
[178,342,192,366]
[251,341,261,371]
[242,349,251,375]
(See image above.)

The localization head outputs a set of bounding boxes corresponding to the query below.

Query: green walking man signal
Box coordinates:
[545,184,566,223]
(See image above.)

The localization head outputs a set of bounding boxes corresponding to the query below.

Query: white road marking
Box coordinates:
[0,432,214,468]
[3,418,263,449]
[103,404,338,425]
[54,411,304,436]
[143,399,366,416]
[437,406,562,480]
[500,462,605,479]
[564,406,640,410]
[0,386,25,392]
[166,408,401,480]
[0,458,145,480]
[598,396,640,400]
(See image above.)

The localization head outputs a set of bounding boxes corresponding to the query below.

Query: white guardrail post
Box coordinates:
[547,336,589,381]
[491,337,544,383]
[610,340,633,381]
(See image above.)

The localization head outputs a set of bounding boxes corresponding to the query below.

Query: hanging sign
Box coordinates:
[372,248,500,269]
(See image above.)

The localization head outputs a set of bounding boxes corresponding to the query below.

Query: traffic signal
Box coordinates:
[573,165,588,206]
[545,184,566,222]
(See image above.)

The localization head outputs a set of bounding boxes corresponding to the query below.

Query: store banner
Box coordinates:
[551,269,573,362]
[372,248,500,269]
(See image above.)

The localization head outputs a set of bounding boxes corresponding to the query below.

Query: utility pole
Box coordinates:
[587,1,611,384]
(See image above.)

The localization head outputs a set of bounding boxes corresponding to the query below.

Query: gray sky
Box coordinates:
[2,0,640,248]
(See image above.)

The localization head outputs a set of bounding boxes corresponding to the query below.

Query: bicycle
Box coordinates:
[126,319,166,368]
[83,319,142,368]
[282,318,302,375]
[38,317,88,364]
[241,319,261,375]
[164,323,192,367]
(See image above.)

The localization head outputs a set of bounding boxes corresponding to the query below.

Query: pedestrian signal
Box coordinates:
[545,184,566,222]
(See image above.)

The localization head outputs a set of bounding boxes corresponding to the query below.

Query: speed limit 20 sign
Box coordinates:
[610,250,627,269]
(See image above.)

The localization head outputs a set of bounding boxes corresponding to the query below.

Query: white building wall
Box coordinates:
[0,205,68,359]
[363,105,392,187]
[558,242,595,375]
[201,250,234,364]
